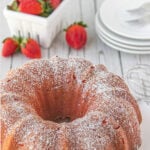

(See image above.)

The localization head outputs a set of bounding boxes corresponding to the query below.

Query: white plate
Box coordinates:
[96,27,150,51]
[95,13,150,47]
[97,33,150,54]
[100,0,150,40]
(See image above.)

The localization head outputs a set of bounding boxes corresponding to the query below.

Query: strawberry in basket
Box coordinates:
[7,0,62,17]
[19,0,45,15]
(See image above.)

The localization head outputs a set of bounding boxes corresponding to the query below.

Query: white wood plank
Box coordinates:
[81,0,99,64]
[140,55,150,65]
[49,31,69,58]
[120,53,142,76]
[95,0,122,76]
[0,0,150,80]
[0,0,10,39]
[11,53,27,69]
[49,0,82,58]
[0,0,12,79]
[42,48,49,59]
[95,0,104,8]
[67,0,85,58]
[99,41,123,75]
[0,55,12,79]
[94,0,106,65]
[11,47,48,69]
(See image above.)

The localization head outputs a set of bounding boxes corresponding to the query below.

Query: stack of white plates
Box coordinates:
[95,0,150,54]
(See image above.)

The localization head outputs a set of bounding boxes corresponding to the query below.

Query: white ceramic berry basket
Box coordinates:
[3,0,75,48]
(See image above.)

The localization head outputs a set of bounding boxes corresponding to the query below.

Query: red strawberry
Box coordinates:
[50,0,62,9]
[2,37,19,57]
[19,0,44,15]
[21,38,41,58]
[65,22,87,50]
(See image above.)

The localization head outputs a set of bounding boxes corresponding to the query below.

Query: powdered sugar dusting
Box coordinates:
[0,56,141,149]
[65,111,124,149]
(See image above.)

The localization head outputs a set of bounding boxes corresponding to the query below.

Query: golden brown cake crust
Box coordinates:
[0,57,142,150]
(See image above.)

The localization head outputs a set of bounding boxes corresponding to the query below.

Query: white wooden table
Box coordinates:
[1,0,150,79]
[0,0,150,149]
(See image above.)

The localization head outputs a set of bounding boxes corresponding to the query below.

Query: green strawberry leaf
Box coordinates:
[7,1,19,11]
[77,21,87,28]
[20,38,28,48]
[38,0,53,17]
[13,36,20,42]
[44,2,54,14]
[64,21,87,32]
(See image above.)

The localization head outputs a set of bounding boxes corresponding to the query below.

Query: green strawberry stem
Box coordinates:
[64,21,87,31]
[20,38,28,48]
[77,21,87,28]
[7,0,19,11]
[13,36,22,52]
[41,1,54,17]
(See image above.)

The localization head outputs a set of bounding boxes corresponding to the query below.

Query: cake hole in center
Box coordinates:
[54,116,71,123]
[37,84,89,123]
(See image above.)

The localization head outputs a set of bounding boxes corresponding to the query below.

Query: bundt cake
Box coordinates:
[0,56,142,150]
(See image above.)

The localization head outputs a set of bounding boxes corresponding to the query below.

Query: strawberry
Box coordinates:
[21,38,41,58]
[2,37,19,57]
[19,0,44,15]
[65,22,87,50]
[50,0,62,9]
